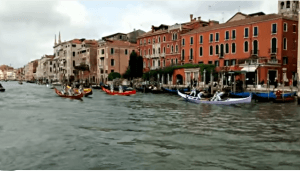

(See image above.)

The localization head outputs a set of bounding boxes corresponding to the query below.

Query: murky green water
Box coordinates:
[0,81,300,169]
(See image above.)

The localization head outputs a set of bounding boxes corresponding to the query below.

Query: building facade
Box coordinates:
[97,39,137,83]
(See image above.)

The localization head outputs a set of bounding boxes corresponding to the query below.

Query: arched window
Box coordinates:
[225,43,229,54]
[283,38,287,50]
[158,37,161,42]
[171,45,174,53]
[190,48,193,60]
[175,45,178,52]
[210,46,213,55]
[215,45,219,55]
[232,43,236,53]
[287,1,290,8]
[163,47,166,53]
[163,36,166,42]
[148,49,150,55]
[253,40,258,55]
[281,1,284,9]
[181,49,185,60]
[50,68,52,72]
[271,38,277,53]
[244,41,248,52]
[175,58,178,64]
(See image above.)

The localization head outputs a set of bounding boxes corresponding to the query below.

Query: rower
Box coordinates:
[119,85,123,93]
[190,87,197,97]
[211,91,224,101]
[197,92,203,100]
[110,84,114,92]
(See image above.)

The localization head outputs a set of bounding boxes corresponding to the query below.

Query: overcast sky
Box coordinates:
[0,0,278,68]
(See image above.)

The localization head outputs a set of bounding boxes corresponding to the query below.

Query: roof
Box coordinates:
[183,14,297,36]
[102,32,126,39]
[137,29,168,39]
[248,12,265,17]
[226,12,248,23]
[99,40,137,47]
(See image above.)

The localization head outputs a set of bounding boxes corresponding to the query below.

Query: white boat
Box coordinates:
[47,84,55,89]
[177,90,252,105]
[52,82,61,86]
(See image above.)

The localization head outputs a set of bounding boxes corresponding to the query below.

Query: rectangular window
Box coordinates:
[244,28,249,38]
[215,60,219,66]
[199,47,203,56]
[198,61,203,64]
[208,61,213,64]
[284,38,287,50]
[232,30,236,39]
[253,27,258,37]
[111,48,114,54]
[225,31,229,40]
[200,35,203,44]
[125,49,128,55]
[231,59,236,66]
[210,46,213,56]
[232,43,236,54]
[284,23,287,32]
[283,57,288,65]
[111,59,114,66]
[73,52,75,57]
[182,39,185,45]
[210,34,213,42]
[293,24,296,33]
[190,37,194,45]
[72,44,76,47]
[272,23,277,34]
[225,60,229,66]
[215,33,219,42]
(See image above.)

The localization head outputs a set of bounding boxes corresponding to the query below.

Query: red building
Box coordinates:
[137,14,208,84]
[181,12,298,86]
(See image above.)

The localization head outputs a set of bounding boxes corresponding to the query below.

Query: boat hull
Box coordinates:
[102,87,136,96]
[162,87,189,94]
[54,88,83,99]
[178,90,252,105]
[0,88,5,92]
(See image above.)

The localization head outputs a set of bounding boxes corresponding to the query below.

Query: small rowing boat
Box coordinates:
[102,86,136,96]
[54,88,83,99]
[177,90,252,105]
[67,86,93,97]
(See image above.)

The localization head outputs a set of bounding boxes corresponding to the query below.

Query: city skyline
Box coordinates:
[0,0,277,68]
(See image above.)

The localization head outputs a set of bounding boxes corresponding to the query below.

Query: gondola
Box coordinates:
[253,91,295,101]
[229,92,251,98]
[102,86,136,96]
[162,87,189,94]
[54,88,84,99]
[177,90,252,105]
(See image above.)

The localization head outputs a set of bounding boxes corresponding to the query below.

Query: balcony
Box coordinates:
[268,59,279,64]
[251,50,259,56]
[160,53,165,57]
[99,64,104,68]
[268,48,278,54]
[145,55,150,58]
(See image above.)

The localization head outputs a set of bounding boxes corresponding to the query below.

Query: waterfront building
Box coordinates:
[24,60,38,81]
[36,55,54,82]
[74,39,98,83]
[182,12,298,86]
[52,33,82,82]
[0,69,4,80]
[137,14,208,85]
[97,39,137,83]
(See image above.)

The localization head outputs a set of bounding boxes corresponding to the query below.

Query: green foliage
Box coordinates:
[108,72,121,81]
[142,63,216,80]
[123,51,143,79]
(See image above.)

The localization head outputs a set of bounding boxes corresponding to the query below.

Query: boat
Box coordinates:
[177,90,252,105]
[0,87,5,92]
[253,91,295,101]
[136,86,152,93]
[54,88,84,99]
[162,87,189,94]
[102,86,136,96]
[52,82,62,86]
[273,90,296,103]
[18,81,23,85]
[67,86,93,97]
[229,92,251,98]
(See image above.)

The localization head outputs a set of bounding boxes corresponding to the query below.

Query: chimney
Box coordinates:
[190,14,193,21]
[209,20,220,26]
[198,17,201,21]
[151,25,155,33]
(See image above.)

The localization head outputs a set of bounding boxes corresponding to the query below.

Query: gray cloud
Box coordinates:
[0,0,279,68]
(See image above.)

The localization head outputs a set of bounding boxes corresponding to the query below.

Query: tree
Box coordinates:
[124,51,143,79]
[108,72,121,81]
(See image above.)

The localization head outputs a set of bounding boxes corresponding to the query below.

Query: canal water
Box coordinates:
[0,81,300,169]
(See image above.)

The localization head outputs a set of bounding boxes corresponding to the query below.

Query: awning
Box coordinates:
[241,66,258,72]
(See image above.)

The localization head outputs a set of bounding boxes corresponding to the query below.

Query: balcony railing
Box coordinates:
[251,50,259,56]
[268,59,279,64]
[160,53,165,57]
[268,48,278,54]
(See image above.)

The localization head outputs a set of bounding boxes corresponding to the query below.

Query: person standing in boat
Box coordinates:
[190,86,197,97]
[197,91,203,100]
[110,83,114,92]
[119,85,123,93]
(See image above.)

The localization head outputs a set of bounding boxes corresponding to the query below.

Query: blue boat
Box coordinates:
[253,91,296,101]
[162,87,189,94]
[229,92,251,98]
